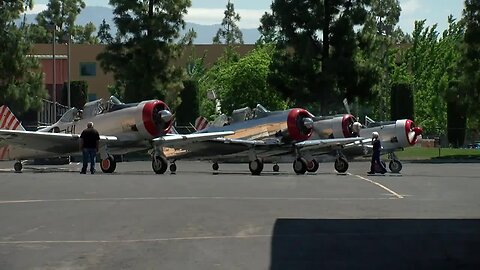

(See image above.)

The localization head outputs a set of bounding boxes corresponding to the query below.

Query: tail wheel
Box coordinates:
[101,156,116,173]
[169,163,177,173]
[14,161,22,173]
[249,159,264,175]
[273,164,280,172]
[293,158,307,175]
[334,157,349,173]
[152,156,168,174]
[212,162,219,171]
[389,160,402,173]
[306,159,319,173]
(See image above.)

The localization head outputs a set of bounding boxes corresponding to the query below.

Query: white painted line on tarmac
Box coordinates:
[349,173,404,199]
[0,196,396,205]
[0,234,272,245]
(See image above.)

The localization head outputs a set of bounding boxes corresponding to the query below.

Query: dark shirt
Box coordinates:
[372,139,381,157]
[80,127,100,149]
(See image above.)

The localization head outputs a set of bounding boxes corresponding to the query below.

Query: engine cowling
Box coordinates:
[404,119,423,145]
[139,100,173,138]
[311,114,357,138]
[286,108,314,141]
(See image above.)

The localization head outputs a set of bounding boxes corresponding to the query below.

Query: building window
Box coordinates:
[88,93,97,101]
[80,62,96,76]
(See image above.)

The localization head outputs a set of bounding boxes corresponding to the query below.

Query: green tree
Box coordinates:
[459,0,480,135]
[72,22,98,44]
[405,18,465,137]
[98,0,191,103]
[35,0,86,42]
[0,0,47,113]
[213,0,243,45]
[259,0,375,114]
[97,19,113,44]
[199,46,289,118]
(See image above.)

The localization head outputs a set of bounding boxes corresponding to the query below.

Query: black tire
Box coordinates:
[14,162,22,172]
[212,162,219,171]
[169,163,177,172]
[389,160,402,173]
[273,164,280,172]
[306,159,319,173]
[293,158,307,175]
[249,159,264,175]
[334,157,349,173]
[101,156,116,173]
[152,156,168,174]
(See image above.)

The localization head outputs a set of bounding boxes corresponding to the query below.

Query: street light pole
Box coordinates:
[52,24,57,122]
[67,34,71,108]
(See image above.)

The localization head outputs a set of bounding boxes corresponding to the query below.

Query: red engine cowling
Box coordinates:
[287,108,314,141]
[405,119,423,145]
[141,100,173,137]
[311,114,357,138]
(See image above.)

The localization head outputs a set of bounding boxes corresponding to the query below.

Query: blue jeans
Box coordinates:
[82,148,97,173]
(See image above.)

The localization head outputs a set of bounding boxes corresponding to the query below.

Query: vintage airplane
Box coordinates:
[308,114,423,173]
[0,97,233,173]
[163,104,364,175]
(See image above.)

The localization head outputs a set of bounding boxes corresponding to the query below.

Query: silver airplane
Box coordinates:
[0,96,233,173]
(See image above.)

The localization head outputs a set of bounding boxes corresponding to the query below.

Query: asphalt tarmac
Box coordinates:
[0,160,479,269]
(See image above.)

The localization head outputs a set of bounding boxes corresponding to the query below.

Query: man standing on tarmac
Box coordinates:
[368,131,387,174]
[80,122,100,174]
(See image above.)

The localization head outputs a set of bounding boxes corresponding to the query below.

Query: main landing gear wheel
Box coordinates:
[293,158,307,175]
[306,159,319,173]
[389,160,402,173]
[14,161,22,173]
[101,156,116,173]
[249,159,264,175]
[212,162,219,171]
[334,157,349,173]
[152,156,168,174]
[273,164,280,172]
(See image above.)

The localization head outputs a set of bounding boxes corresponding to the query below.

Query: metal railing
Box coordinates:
[37,99,69,126]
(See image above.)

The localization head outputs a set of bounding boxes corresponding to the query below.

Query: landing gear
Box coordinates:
[388,152,402,173]
[100,156,116,173]
[273,164,280,172]
[389,160,402,173]
[306,159,319,173]
[293,158,307,175]
[169,162,177,173]
[212,162,219,171]
[13,161,22,173]
[152,156,168,174]
[249,159,264,175]
[334,157,349,173]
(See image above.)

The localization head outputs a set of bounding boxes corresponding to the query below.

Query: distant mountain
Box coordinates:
[18,6,261,44]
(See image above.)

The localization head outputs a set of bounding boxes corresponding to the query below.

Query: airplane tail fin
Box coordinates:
[0,105,25,160]
[0,105,25,131]
[194,116,209,131]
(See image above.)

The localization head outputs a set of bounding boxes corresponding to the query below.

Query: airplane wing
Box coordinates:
[294,137,365,152]
[0,129,117,152]
[152,131,235,147]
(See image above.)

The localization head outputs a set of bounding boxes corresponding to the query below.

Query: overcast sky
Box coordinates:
[30,0,464,33]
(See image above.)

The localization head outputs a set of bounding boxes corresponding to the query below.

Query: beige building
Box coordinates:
[32,44,255,103]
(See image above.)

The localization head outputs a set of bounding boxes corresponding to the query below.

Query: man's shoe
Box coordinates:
[80,171,86,174]
[367,171,375,174]
[91,170,95,174]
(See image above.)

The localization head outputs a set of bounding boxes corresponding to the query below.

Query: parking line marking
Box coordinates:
[349,173,404,199]
[0,196,396,205]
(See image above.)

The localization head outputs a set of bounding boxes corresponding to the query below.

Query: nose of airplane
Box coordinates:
[303,117,314,129]
[159,109,173,123]
[406,120,423,145]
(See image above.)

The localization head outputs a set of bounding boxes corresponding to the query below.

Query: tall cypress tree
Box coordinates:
[213,0,244,45]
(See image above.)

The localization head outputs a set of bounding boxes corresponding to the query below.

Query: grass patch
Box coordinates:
[395,147,480,160]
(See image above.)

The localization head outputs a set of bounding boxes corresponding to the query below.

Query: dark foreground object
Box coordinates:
[270,218,480,270]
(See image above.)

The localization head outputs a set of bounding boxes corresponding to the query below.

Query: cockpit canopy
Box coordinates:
[81,96,129,119]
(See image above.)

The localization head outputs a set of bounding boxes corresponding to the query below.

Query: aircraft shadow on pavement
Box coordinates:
[270,218,480,270]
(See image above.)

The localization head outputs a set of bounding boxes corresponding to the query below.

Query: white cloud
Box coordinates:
[186,8,266,28]
[24,4,47,14]
[400,0,422,15]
